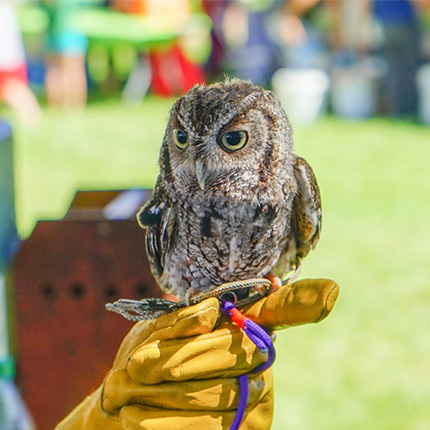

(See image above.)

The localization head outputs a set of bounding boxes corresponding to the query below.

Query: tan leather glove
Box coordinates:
[56,278,339,430]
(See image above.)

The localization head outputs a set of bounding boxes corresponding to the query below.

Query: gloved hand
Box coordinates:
[55,278,339,430]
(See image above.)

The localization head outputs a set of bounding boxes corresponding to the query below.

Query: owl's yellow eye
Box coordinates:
[173,129,188,149]
[220,131,248,152]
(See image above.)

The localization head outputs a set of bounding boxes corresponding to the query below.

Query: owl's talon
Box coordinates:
[254,284,269,296]
[185,287,199,307]
[264,272,283,293]
[283,265,302,286]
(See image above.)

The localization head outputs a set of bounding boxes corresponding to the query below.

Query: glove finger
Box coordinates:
[244,278,339,330]
[119,388,273,430]
[102,368,272,413]
[112,298,220,369]
[127,323,268,384]
[120,406,236,430]
[145,297,220,343]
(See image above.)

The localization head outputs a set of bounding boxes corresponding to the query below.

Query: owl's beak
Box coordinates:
[195,160,207,190]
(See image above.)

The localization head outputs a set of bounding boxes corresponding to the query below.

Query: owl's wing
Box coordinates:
[275,156,322,279]
[137,192,176,279]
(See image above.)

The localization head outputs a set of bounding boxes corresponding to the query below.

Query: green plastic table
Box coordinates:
[18,5,211,50]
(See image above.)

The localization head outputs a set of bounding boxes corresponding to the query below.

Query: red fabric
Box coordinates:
[0,63,27,97]
[150,45,205,96]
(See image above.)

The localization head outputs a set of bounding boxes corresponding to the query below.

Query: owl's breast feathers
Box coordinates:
[138,156,321,294]
[138,185,293,293]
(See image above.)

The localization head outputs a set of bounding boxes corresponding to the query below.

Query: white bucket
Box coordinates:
[272,68,330,125]
[417,63,430,124]
[330,57,386,119]
[331,73,376,119]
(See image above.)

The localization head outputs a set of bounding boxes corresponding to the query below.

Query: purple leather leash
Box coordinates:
[220,296,276,430]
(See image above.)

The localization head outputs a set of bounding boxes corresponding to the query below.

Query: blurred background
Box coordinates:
[0,0,430,429]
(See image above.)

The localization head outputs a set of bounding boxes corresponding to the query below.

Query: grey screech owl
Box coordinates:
[138,79,321,301]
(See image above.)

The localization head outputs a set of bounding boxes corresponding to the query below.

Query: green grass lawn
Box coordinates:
[9,97,430,429]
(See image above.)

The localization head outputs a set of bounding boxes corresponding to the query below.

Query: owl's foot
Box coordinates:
[163,292,180,303]
[255,272,282,295]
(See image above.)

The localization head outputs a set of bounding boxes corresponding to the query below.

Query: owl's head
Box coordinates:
[160,79,294,193]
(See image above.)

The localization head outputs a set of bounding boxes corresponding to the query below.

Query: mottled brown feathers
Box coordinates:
[138,79,321,299]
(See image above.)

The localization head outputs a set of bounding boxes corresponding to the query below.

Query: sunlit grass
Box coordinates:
[13,95,173,236]
[10,99,430,430]
[274,117,430,430]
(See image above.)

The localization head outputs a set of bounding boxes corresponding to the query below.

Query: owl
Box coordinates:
[137,79,321,302]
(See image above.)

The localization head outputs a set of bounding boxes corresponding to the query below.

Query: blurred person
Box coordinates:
[279,0,319,46]
[0,0,41,127]
[203,0,324,85]
[372,0,424,117]
[43,0,88,109]
[327,0,430,117]
[325,0,371,55]
[274,0,327,69]
[201,0,228,80]
[203,0,276,86]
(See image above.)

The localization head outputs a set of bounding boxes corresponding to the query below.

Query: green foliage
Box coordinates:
[11,101,430,429]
